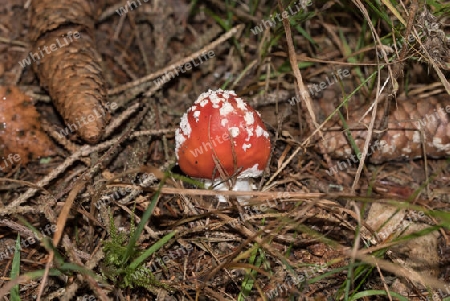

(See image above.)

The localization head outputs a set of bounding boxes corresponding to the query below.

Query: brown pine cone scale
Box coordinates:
[28,0,108,144]
[314,94,450,163]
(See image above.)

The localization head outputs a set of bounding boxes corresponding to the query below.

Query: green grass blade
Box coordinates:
[294,24,316,46]
[24,269,63,279]
[58,262,101,279]
[349,289,409,301]
[364,0,394,27]
[205,8,231,31]
[316,71,378,131]
[129,231,176,270]
[392,225,442,243]
[169,172,205,188]
[308,264,353,284]
[238,245,262,299]
[379,0,405,26]
[122,177,167,265]
[338,110,361,159]
[10,234,21,301]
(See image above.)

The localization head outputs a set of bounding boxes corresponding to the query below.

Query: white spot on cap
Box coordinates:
[220,101,234,116]
[242,143,251,151]
[229,127,240,138]
[245,128,253,141]
[198,98,209,107]
[193,111,200,122]
[194,90,215,106]
[221,119,228,127]
[221,89,236,99]
[235,97,247,111]
[255,125,269,138]
[175,112,191,159]
[244,111,254,126]
[237,164,263,178]
[210,95,222,107]
[222,90,231,99]
[179,112,192,137]
[194,89,234,108]
[174,129,186,160]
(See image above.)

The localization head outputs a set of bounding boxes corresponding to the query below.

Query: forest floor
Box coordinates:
[0,0,449,300]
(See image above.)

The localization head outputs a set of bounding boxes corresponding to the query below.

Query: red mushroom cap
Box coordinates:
[175,89,271,179]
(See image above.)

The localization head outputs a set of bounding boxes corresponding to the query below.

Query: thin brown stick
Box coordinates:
[98,1,131,22]
[160,187,351,199]
[376,263,393,301]
[277,0,320,144]
[3,145,90,211]
[108,24,244,95]
[348,251,450,291]
[36,179,86,301]
[350,0,384,194]
[4,105,164,212]
[102,102,141,139]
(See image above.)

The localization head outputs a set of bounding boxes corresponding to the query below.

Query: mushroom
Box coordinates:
[175,89,271,201]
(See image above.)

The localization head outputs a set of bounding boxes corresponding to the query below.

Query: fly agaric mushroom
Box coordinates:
[175,89,271,200]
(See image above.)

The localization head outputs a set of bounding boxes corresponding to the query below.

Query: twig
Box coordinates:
[4,145,91,211]
[347,251,450,291]
[103,102,141,138]
[36,104,150,299]
[5,105,171,212]
[37,180,86,301]
[350,0,384,194]
[115,202,160,239]
[98,2,131,22]
[277,0,321,145]
[160,187,352,199]
[41,121,91,166]
[0,36,28,47]
[376,263,393,301]
[419,126,430,197]
[107,24,244,95]
[131,128,177,137]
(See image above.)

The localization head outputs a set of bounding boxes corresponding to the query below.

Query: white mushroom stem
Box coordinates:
[203,178,254,204]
